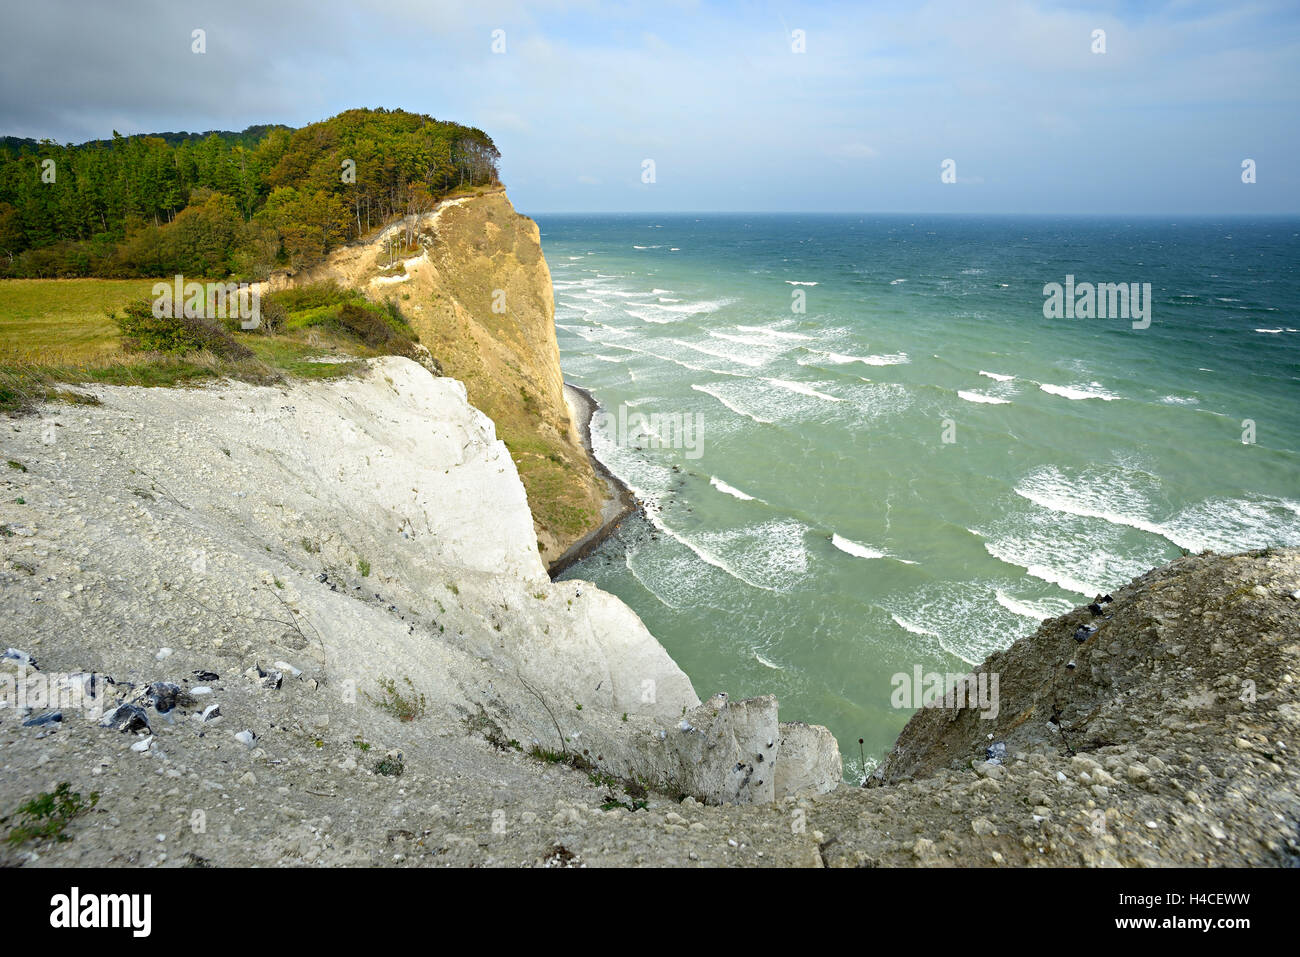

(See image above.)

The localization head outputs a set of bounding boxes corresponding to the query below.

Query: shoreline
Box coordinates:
[547,382,642,579]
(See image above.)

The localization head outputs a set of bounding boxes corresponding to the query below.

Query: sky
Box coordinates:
[1,0,1298,215]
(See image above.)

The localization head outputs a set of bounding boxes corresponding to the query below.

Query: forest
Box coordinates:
[0,108,500,279]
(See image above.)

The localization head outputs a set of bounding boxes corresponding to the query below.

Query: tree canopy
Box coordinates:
[0,108,500,278]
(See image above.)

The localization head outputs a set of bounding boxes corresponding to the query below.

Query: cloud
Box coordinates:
[0,0,1296,213]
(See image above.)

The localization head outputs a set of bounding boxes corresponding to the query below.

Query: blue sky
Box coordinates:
[2,0,1298,214]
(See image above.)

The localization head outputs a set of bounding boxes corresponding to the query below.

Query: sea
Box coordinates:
[541,213,1300,782]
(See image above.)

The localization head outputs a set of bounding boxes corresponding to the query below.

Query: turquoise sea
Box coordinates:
[543,214,1300,781]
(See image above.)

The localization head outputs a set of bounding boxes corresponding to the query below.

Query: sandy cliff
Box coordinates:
[264,191,606,568]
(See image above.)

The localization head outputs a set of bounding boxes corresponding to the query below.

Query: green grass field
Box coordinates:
[0,278,379,414]
[0,278,158,364]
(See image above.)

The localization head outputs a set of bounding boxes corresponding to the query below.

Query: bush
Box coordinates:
[334,302,419,358]
[113,298,253,360]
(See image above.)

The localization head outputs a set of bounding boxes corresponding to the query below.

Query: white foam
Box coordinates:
[710,476,758,501]
[958,390,1011,405]
[737,324,814,341]
[803,351,909,367]
[1256,328,1284,334]
[754,652,783,670]
[691,384,774,424]
[890,614,938,637]
[765,378,842,402]
[674,339,766,367]
[979,370,1015,382]
[890,279,908,285]
[994,590,1073,622]
[784,280,819,286]
[832,534,886,560]
[1039,383,1121,401]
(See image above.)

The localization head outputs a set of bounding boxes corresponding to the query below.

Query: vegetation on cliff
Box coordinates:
[0,108,500,278]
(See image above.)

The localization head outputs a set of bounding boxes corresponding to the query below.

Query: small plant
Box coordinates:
[365,676,426,722]
[301,539,320,554]
[600,793,648,813]
[2,783,99,846]
[575,703,583,711]
[353,739,372,752]
[374,756,404,777]
[446,582,459,595]
[6,460,26,472]
[621,713,628,722]
[357,557,371,577]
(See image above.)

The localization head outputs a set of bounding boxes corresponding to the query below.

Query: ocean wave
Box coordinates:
[784,280,818,286]
[737,324,813,341]
[832,534,886,560]
[979,370,1014,382]
[673,339,767,367]
[958,390,1011,405]
[994,589,1074,622]
[801,350,909,367]
[764,378,842,402]
[1013,464,1300,555]
[691,384,774,424]
[890,613,938,637]
[1039,382,1121,401]
[710,476,759,501]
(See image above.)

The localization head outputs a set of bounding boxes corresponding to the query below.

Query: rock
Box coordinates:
[1127,763,1152,784]
[99,703,150,734]
[192,671,220,681]
[1074,624,1098,643]
[22,710,61,727]
[239,771,257,786]
[131,736,153,752]
[273,660,302,679]
[142,681,193,714]
[191,686,212,695]
[2,648,37,669]
[774,721,842,799]
[245,665,282,690]
[156,647,173,660]
[201,704,221,722]
[985,741,1007,764]
[234,730,257,747]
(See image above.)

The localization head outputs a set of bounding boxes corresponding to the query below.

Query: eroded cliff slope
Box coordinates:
[269,190,606,566]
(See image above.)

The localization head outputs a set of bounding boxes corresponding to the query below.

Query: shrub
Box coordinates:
[113,299,252,360]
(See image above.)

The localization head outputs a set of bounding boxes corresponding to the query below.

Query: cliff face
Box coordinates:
[0,358,839,873]
[269,190,607,567]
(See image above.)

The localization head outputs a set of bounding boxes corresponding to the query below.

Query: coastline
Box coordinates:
[548,382,641,578]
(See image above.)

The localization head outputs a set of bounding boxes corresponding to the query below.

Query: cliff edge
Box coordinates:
[265,190,607,568]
